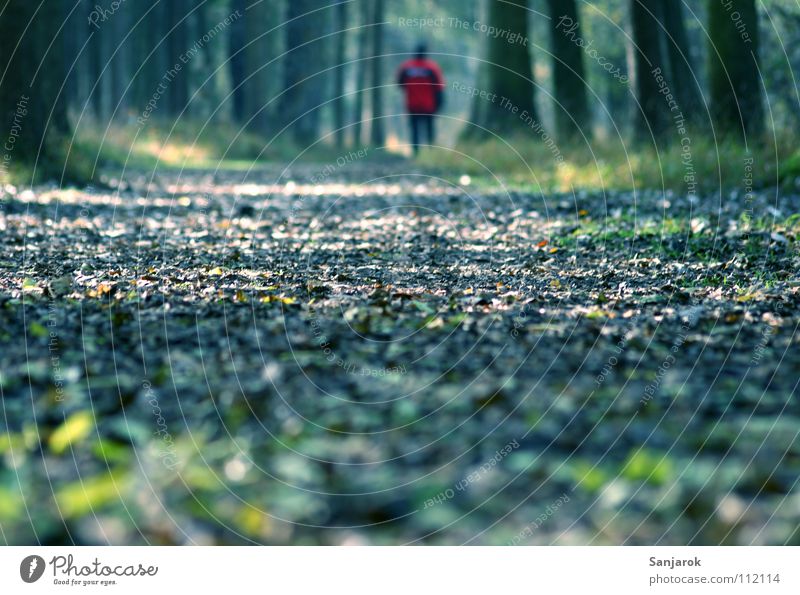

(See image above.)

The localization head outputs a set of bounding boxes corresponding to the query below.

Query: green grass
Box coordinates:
[7,118,800,192]
[422,130,800,193]
[70,118,291,173]
[15,118,363,185]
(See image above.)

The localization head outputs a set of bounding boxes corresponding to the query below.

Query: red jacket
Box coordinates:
[397,58,445,114]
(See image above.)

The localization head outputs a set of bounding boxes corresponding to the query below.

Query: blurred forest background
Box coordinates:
[2,0,800,188]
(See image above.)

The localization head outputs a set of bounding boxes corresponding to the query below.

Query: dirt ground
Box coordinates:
[1,159,799,544]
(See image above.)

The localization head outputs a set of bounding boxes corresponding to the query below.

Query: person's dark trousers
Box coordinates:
[409,113,435,155]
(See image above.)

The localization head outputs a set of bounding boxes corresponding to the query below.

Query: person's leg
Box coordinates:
[417,114,432,150]
[409,114,420,155]
[426,114,435,147]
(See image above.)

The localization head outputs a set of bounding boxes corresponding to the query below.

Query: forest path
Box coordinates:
[1,161,799,545]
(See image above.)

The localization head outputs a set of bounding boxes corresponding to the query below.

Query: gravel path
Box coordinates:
[1,161,799,545]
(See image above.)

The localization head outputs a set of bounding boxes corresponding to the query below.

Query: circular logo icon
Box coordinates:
[20,555,46,583]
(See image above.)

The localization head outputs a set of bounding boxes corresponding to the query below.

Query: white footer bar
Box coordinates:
[1,547,796,593]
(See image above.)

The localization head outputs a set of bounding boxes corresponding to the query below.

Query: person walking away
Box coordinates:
[397,43,445,155]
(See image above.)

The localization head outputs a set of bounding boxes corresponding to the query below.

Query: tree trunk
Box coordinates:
[369,0,385,146]
[186,4,206,119]
[110,3,130,119]
[466,0,536,137]
[282,0,328,145]
[243,0,273,135]
[547,0,590,143]
[87,2,114,123]
[333,0,348,148]
[662,1,703,119]
[132,2,161,115]
[228,0,247,123]
[62,0,83,109]
[630,0,671,138]
[141,1,173,123]
[167,1,191,117]
[352,0,371,147]
[242,0,285,136]
[0,1,70,182]
[707,0,763,139]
